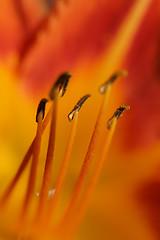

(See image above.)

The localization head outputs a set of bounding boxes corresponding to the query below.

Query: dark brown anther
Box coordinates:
[36,98,48,123]
[68,94,91,122]
[107,105,130,129]
[49,72,72,100]
[99,70,128,94]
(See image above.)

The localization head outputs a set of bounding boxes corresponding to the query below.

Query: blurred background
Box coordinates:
[0,0,160,239]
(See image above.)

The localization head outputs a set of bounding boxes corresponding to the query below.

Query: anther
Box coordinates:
[68,94,91,122]
[36,98,48,122]
[49,72,72,100]
[107,105,130,129]
[99,70,128,94]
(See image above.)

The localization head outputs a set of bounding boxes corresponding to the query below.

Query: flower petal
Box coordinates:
[18,0,135,94]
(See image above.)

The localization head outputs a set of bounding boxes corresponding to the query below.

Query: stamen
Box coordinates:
[68,94,91,122]
[107,105,130,129]
[49,72,72,100]
[47,95,90,221]
[36,98,48,123]
[0,72,71,208]
[60,106,130,237]
[0,105,53,208]
[35,97,58,221]
[99,70,127,94]
[58,75,115,229]
[35,72,71,221]
[20,99,48,221]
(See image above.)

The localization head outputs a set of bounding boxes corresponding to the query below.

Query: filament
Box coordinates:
[35,95,59,221]
[0,106,52,208]
[47,110,78,222]
[34,72,71,224]
[20,99,48,222]
[47,94,90,223]
[60,104,130,237]
[58,84,111,229]
[62,118,117,237]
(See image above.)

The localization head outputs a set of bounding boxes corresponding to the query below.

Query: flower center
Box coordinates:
[0,71,130,239]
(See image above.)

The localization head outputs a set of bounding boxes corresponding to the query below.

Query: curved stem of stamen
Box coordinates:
[20,112,43,222]
[58,85,111,228]
[47,110,79,223]
[59,118,117,238]
[35,95,59,222]
[0,106,53,208]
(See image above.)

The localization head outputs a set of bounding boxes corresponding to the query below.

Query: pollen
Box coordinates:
[36,98,48,123]
[49,71,72,100]
[99,70,128,94]
[107,105,130,129]
[68,94,91,122]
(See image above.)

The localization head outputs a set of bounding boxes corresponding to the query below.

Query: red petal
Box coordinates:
[18,0,134,94]
[0,0,47,59]
[122,0,160,149]
[137,174,160,239]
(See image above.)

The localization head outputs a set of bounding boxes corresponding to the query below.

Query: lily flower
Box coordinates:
[0,0,160,239]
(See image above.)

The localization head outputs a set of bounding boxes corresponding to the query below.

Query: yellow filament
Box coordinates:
[21,112,43,222]
[47,110,79,222]
[35,94,60,221]
[61,118,117,238]
[0,106,53,208]
[59,85,111,228]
